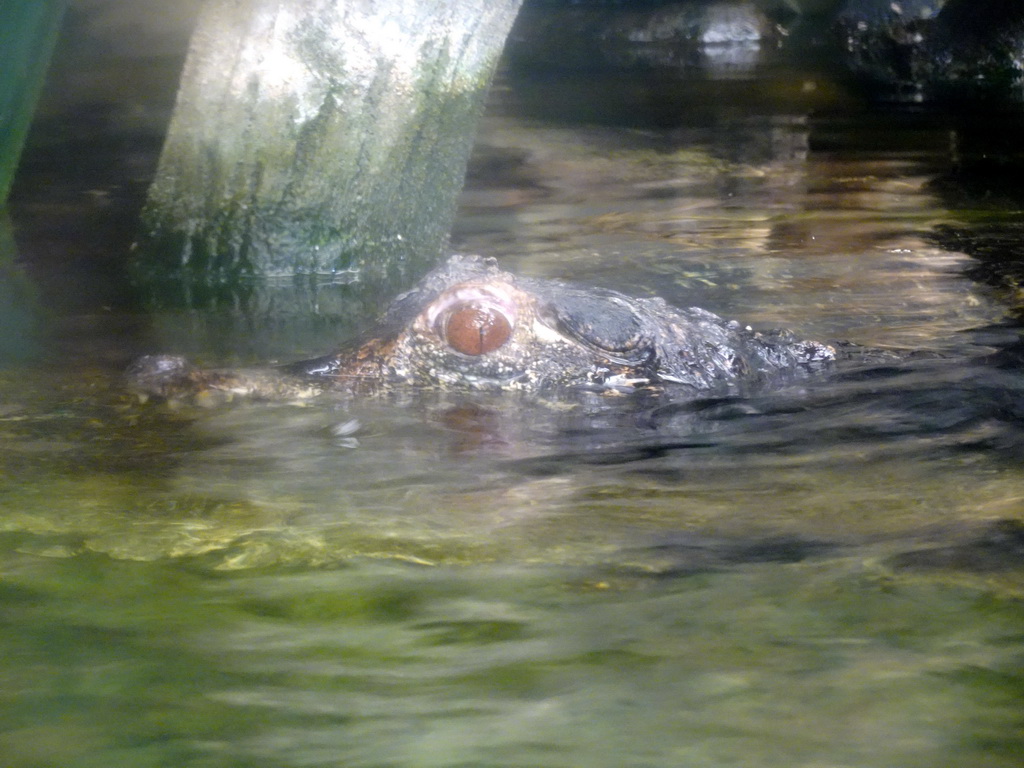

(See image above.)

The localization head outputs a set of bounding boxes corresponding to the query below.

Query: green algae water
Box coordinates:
[3,5,1024,767]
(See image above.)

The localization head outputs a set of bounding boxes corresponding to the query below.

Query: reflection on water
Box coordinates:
[3,10,1024,768]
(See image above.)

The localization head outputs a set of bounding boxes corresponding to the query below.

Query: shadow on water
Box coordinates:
[2,3,1024,767]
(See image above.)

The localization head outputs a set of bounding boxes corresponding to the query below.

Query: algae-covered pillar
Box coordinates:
[138,0,523,292]
[0,0,67,204]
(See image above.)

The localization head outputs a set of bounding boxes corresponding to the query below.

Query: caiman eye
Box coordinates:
[443,303,513,356]
[422,282,518,356]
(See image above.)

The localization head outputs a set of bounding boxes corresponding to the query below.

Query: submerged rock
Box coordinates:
[835,0,1024,102]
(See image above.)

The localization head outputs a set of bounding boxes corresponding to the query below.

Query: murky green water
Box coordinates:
[3,6,1024,767]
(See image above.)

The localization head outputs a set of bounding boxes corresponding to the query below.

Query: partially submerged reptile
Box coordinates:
[127,255,834,402]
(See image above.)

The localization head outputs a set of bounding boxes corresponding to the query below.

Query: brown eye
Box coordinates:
[444,304,512,356]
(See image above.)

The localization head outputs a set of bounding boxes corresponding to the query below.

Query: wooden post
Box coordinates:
[0,0,67,204]
[137,0,523,292]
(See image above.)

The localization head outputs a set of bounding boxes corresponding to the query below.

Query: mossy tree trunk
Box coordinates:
[138,0,523,294]
[0,0,67,204]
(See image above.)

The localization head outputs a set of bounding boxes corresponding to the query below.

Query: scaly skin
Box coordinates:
[127,255,835,403]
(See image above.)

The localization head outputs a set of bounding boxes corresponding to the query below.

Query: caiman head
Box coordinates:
[127,255,834,401]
